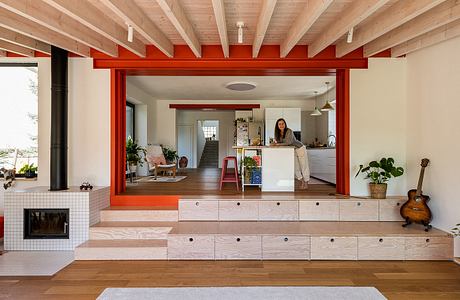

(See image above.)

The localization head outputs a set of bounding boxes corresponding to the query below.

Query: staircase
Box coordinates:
[199,140,218,168]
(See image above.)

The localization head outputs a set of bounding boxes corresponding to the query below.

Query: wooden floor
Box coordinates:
[124,168,336,196]
[1,260,460,299]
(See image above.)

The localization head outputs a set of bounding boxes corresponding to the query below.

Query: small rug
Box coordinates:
[136,176,187,183]
[97,286,386,300]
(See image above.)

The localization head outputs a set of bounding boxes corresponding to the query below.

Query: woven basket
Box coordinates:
[369,183,387,199]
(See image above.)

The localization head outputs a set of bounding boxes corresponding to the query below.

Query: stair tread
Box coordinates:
[77,239,167,248]
[92,221,177,228]
[103,206,178,211]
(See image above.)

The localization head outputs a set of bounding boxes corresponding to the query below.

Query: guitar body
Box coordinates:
[400,158,432,231]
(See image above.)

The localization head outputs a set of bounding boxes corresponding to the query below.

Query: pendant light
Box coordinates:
[321,81,335,112]
[310,91,322,116]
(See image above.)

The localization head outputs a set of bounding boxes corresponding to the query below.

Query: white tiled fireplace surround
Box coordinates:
[4,186,109,250]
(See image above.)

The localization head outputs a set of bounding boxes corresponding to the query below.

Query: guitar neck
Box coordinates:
[416,167,426,197]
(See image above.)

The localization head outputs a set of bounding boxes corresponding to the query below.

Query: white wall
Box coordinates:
[406,36,460,256]
[315,87,336,144]
[0,58,110,213]
[350,58,407,197]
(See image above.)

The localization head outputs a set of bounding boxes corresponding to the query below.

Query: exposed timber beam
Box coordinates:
[43,0,146,57]
[336,0,446,57]
[281,0,333,58]
[308,0,390,58]
[211,0,229,58]
[0,0,118,57]
[392,18,460,57]
[0,49,6,56]
[99,0,173,57]
[156,0,201,57]
[0,39,34,56]
[364,0,460,57]
[0,7,90,56]
[253,0,277,58]
[0,26,51,54]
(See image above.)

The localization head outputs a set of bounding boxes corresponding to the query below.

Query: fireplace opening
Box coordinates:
[24,209,69,239]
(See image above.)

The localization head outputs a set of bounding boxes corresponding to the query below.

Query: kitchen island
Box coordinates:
[234,146,295,192]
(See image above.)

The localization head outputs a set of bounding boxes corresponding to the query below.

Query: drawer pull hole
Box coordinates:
[379,238,383,243]
[277,202,280,206]
[195,202,199,206]
[316,202,320,206]
[189,238,194,242]
[237,202,241,206]
[357,202,361,206]
[284,237,289,242]
[330,238,335,243]
[396,202,400,206]
[426,239,430,243]
[236,238,241,242]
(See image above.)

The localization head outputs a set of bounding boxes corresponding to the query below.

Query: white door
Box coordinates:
[265,118,277,145]
[177,125,194,168]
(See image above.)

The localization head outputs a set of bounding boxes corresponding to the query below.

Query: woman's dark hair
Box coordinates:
[274,118,288,142]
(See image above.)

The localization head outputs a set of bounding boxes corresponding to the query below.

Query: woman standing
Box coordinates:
[273,118,310,189]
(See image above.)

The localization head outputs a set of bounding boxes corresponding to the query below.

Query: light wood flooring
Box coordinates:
[124,168,336,196]
[1,260,460,299]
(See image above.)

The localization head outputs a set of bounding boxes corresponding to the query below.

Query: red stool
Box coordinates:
[219,156,239,191]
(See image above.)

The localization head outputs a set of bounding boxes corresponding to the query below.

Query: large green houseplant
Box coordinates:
[355,157,404,199]
[126,137,146,172]
[162,146,179,164]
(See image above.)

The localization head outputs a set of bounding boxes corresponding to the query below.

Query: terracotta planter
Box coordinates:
[369,183,387,199]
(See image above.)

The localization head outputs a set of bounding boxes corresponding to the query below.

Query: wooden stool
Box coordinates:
[219,156,239,191]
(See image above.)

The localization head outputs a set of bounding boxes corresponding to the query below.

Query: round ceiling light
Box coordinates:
[225,82,256,91]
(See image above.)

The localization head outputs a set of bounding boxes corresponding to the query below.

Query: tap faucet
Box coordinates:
[327,134,336,147]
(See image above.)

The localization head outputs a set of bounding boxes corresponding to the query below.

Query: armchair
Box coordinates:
[145,145,177,179]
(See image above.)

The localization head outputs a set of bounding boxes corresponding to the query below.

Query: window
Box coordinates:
[202,126,217,139]
[0,63,38,176]
[126,102,135,140]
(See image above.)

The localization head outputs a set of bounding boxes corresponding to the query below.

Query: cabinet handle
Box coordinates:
[330,238,335,243]
[284,237,289,242]
[316,202,320,206]
[189,237,194,242]
[379,238,383,243]
[237,202,241,206]
[276,202,280,206]
[236,238,241,242]
[396,202,400,206]
[195,202,199,206]
[426,238,430,243]
[357,202,361,206]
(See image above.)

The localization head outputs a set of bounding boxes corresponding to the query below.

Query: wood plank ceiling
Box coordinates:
[0,0,457,59]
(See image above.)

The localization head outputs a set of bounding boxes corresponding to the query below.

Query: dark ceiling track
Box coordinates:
[50,46,68,191]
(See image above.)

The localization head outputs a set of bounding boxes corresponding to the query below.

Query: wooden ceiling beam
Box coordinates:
[308,0,390,58]
[392,18,460,57]
[211,0,229,58]
[156,0,201,57]
[0,0,118,57]
[336,0,446,57]
[43,0,146,57]
[281,0,333,58]
[364,0,460,57]
[0,26,51,54]
[99,0,173,57]
[253,0,277,58]
[0,7,90,57]
[0,39,34,56]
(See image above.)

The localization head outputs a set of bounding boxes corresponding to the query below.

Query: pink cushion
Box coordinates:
[147,154,166,165]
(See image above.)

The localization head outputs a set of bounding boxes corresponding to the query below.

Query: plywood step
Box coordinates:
[75,239,167,260]
[100,206,178,222]
[89,221,175,240]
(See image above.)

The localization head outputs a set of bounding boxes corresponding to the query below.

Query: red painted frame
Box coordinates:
[101,45,356,206]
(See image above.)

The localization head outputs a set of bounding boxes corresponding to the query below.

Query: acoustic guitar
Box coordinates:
[400,158,432,231]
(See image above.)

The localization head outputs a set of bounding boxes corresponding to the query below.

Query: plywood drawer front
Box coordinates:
[405,237,453,260]
[358,237,405,260]
[311,237,357,260]
[215,235,261,259]
[379,199,404,221]
[299,201,339,221]
[179,200,218,221]
[219,201,258,220]
[262,235,310,260]
[259,201,298,220]
[340,200,379,221]
[168,235,214,260]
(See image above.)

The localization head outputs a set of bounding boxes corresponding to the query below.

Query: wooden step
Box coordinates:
[100,206,178,222]
[75,240,167,260]
[89,222,175,240]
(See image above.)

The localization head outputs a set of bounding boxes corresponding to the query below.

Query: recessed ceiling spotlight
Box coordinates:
[225,81,256,91]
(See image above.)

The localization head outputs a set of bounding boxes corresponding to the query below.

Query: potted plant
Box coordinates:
[452,224,460,237]
[355,157,404,199]
[242,156,257,184]
[18,163,38,178]
[126,137,146,172]
[162,146,179,164]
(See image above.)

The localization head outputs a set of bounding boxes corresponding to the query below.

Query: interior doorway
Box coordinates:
[198,120,219,168]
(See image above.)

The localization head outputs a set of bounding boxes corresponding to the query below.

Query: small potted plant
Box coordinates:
[19,163,38,178]
[126,136,146,172]
[355,157,404,199]
[452,224,460,237]
[242,156,257,184]
[162,146,179,164]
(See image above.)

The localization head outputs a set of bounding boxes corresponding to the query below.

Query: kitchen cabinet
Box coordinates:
[265,108,301,145]
[307,148,336,184]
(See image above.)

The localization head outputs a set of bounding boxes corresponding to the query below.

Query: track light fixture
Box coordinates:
[347,27,354,44]
[127,24,134,43]
[237,22,244,44]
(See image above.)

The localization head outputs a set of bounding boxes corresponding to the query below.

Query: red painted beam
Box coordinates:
[169,104,260,110]
[336,69,350,195]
